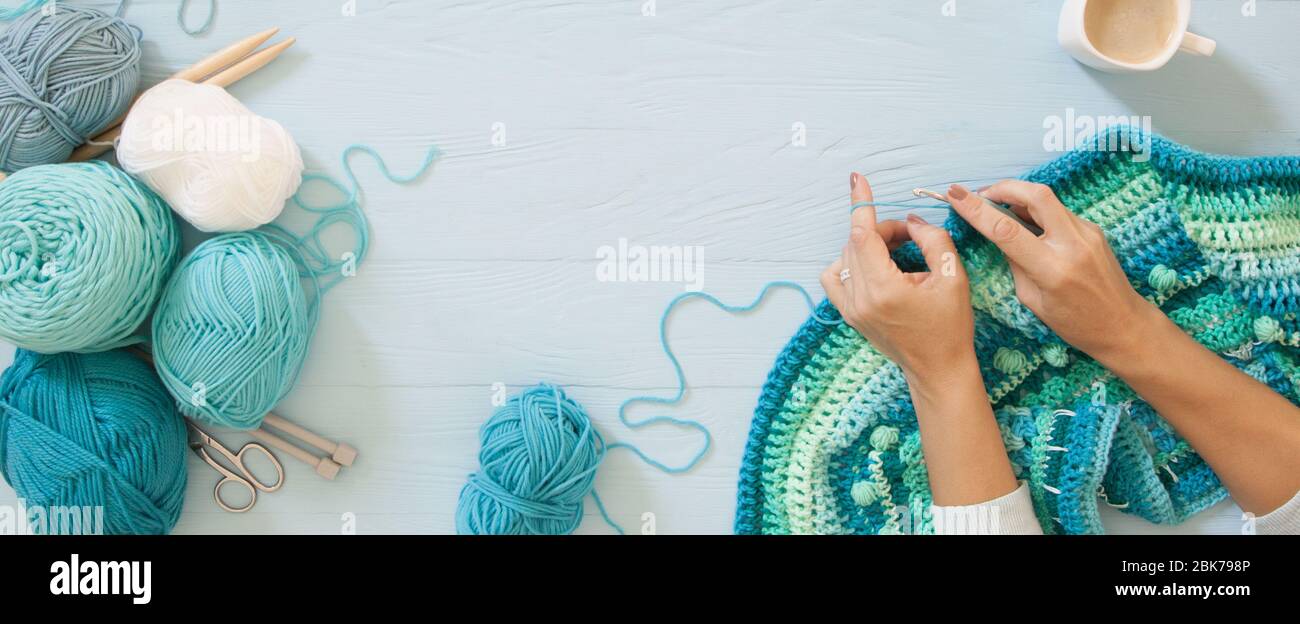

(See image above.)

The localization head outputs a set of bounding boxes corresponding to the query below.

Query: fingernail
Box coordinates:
[948,184,969,200]
[906,213,927,225]
[850,172,860,190]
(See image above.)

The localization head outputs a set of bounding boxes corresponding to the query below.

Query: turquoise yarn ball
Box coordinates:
[152,232,316,429]
[0,6,142,171]
[456,385,608,535]
[0,349,188,535]
[0,161,180,353]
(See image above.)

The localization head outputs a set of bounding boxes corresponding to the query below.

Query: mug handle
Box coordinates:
[1179,32,1217,57]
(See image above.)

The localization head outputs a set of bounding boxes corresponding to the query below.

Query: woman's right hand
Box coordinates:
[949,182,1300,517]
[944,181,1161,361]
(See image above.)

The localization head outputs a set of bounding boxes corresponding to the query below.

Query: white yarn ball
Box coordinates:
[116,79,304,233]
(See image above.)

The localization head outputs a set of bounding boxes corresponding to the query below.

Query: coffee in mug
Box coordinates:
[1084,0,1179,64]
[1058,0,1216,73]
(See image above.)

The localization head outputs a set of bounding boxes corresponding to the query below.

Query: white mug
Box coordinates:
[1059,0,1216,73]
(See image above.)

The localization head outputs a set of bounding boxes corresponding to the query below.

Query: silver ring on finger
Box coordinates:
[839,268,852,284]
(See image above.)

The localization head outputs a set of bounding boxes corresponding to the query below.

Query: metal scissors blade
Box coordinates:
[186,421,286,513]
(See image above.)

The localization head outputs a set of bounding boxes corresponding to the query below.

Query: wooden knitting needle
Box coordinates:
[248,427,344,480]
[202,38,297,89]
[125,347,353,479]
[0,30,292,182]
[263,414,358,467]
[75,28,284,151]
[92,27,281,144]
[68,36,297,162]
[175,27,284,83]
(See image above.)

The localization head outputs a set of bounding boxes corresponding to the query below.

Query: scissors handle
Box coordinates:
[235,442,285,493]
[195,446,260,513]
[187,422,287,513]
[214,474,258,514]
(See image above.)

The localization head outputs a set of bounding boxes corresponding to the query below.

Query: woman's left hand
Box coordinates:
[820,173,976,382]
[824,173,1020,507]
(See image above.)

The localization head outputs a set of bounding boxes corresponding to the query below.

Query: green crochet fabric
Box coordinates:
[735,128,1300,535]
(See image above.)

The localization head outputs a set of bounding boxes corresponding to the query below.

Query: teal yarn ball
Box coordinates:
[0,6,142,171]
[0,161,180,353]
[152,232,317,429]
[456,385,608,535]
[0,349,188,535]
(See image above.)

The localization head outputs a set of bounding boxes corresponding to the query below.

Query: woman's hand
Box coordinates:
[950,180,1300,515]
[945,181,1159,360]
[821,173,1019,507]
[820,173,976,382]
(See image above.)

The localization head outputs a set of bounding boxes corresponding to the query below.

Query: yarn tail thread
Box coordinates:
[0,2,215,35]
[263,143,440,296]
[173,0,215,35]
[612,281,841,473]
[0,0,47,20]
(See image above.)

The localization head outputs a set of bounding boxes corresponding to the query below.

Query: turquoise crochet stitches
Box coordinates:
[736,127,1300,535]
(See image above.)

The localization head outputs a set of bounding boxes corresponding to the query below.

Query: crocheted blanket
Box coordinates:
[735,128,1300,535]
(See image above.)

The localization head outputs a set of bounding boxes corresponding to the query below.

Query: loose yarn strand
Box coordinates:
[850,201,946,211]
[173,0,215,35]
[612,281,841,473]
[0,0,46,21]
[845,178,1012,214]
[108,0,215,35]
[261,144,440,294]
[0,2,211,36]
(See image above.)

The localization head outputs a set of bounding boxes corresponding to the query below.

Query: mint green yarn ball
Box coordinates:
[151,232,316,429]
[0,162,180,354]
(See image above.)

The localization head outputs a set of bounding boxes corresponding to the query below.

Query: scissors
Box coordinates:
[187,421,285,513]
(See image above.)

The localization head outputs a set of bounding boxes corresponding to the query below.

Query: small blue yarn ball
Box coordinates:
[0,161,181,353]
[0,6,142,171]
[152,232,315,429]
[0,349,188,535]
[456,385,607,535]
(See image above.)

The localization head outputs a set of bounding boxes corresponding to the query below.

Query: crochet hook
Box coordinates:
[912,188,1045,237]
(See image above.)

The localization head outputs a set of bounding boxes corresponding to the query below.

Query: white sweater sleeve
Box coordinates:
[931,482,1043,535]
[930,484,1300,535]
[1255,489,1300,535]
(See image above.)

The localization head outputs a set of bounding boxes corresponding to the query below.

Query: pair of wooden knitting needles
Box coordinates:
[71,27,297,161]
[0,27,296,184]
[129,347,358,481]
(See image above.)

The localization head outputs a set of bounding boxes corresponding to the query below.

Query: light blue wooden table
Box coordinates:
[2,0,1294,534]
